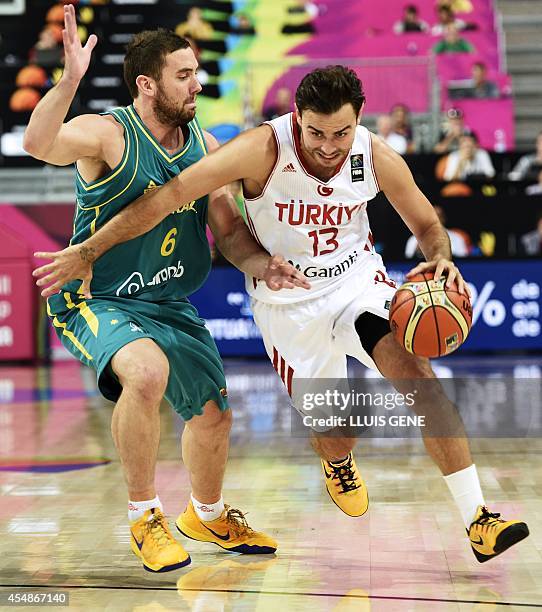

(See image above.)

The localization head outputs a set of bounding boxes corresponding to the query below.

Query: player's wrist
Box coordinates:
[58,75,81,94]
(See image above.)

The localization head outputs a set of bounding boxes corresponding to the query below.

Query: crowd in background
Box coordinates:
[3,0,542,259]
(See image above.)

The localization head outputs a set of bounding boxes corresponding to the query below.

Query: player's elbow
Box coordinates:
[22,131,53,162]
[22,132,43,159]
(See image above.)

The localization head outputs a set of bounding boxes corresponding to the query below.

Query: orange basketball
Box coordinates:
[389,272,472,358]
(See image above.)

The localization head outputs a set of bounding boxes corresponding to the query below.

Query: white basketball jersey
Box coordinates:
[245,112,382,304]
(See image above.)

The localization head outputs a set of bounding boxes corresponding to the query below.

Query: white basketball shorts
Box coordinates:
[251,257,397,414]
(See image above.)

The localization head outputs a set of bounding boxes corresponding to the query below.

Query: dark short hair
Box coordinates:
[124,29,190,99]
[295,65,366,117]
[406,4,418,13]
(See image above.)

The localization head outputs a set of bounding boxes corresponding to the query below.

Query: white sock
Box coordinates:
[191,494,224,522]
[443,464,485,529]
[128,496,162,522]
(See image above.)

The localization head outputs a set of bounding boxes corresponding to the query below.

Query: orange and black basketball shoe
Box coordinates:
[130,508,191,572]
[468,505,529,563]
[321,452,369,517]
[176,502,277,554]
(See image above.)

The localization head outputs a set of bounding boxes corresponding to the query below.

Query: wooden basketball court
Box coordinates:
[0,357,540,610]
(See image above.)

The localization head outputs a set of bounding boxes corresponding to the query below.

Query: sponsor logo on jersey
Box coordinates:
[171,200,197,215]
[350,154,364,182]
[144,179,159,194]
[129,322,143,333]
[317,184,333,196]
[289,250,359,278]
[274,200,365,226]
[116,260,185,296]
[282,163,296,172]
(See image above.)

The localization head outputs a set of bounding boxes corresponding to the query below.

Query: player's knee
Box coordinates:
[192,402,232,436]
[121,359,169,404]
[207,404,232,434]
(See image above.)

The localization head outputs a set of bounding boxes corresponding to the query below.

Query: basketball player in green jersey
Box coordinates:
[24,5,308,572]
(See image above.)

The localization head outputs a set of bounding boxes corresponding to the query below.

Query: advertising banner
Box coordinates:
[190,260,542,356]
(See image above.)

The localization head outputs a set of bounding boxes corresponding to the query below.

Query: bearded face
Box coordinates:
[153,80,196,127]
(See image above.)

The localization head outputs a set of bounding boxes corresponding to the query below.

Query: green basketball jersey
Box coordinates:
[66,104,211,301]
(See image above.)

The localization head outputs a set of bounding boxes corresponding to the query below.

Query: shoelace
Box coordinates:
[224,505,255,536]
[472,507,503,529]
[145,512,173,547]
[329,455,360,494]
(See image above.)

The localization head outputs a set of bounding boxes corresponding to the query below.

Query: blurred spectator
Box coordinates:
[448,65,500,100]
[405,205,470,257]
[519,211,542,255]
[263,87,293,121]
[433,24,474,54]
[390,103,415,152]
[393,5,429,33]
[30,24,64,67]
[176,7,214,41]
[443,134,495,181]
[525,170,542,196]
[376,115,408,154]
[230,13,256,35]
[434,108,473,153]
[508,131,542,181]
[437,0,473,13]
[431,5,466,35]
[466,62,499,98]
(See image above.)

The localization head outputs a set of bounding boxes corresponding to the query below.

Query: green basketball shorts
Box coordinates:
[47,292,228,420]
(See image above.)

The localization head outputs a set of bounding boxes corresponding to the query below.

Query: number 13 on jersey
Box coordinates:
[308,228,339,256]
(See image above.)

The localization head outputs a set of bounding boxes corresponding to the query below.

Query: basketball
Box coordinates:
[389,272,472,358]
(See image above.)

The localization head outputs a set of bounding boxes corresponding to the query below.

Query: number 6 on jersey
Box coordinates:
[161,228,178,256]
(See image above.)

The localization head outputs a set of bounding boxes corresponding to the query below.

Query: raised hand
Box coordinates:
[263,254,311,291]
[33,245,96,299]
[61,3,97,84]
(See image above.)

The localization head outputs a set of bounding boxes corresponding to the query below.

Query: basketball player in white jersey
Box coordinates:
[35,66,528,562]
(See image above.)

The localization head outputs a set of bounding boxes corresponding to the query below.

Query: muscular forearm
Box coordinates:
[78,182,179,261]
[416,223,452,262]
[215,218,271,278]
[23,78,79,157]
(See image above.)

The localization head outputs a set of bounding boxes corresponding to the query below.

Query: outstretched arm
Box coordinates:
[33,125,300,295]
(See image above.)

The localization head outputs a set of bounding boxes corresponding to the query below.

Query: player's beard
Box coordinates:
[153,83,195,127]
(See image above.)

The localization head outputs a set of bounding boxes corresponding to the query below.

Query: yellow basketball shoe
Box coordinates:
[176,502,277,554]
[468,505,529,563]
[321,452,369,517]
[130,509,191,572]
